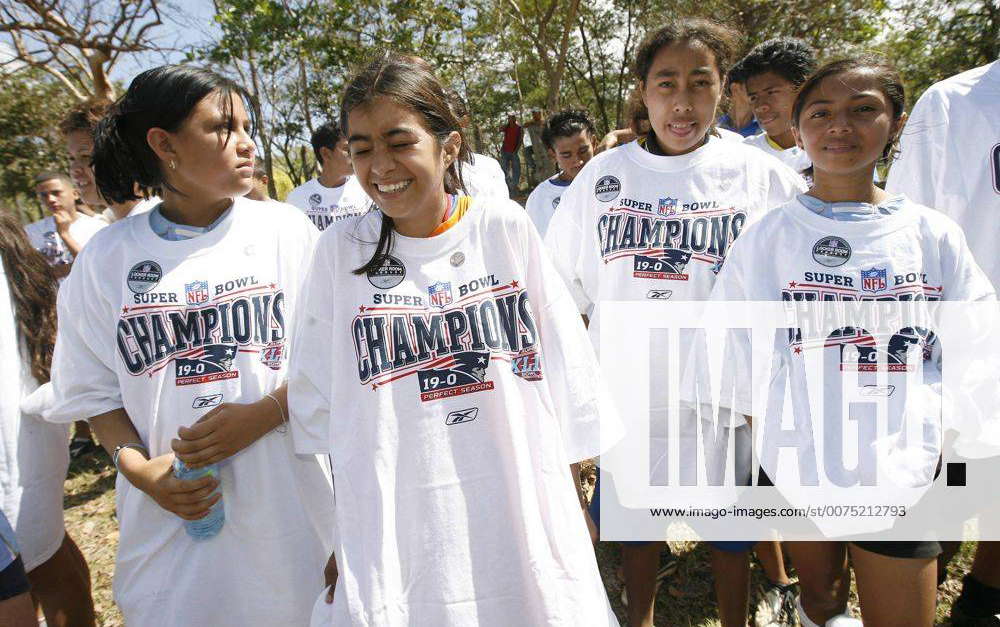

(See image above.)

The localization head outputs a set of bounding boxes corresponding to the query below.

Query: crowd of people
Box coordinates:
[0,15,997,627]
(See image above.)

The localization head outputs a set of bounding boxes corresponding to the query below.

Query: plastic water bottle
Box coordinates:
[173,458,225,539]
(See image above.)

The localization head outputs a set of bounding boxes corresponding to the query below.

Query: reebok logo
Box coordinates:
[192,393,224,409]
[446,407,479,425]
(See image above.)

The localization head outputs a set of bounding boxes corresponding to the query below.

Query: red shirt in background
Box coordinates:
[501,122,523,153]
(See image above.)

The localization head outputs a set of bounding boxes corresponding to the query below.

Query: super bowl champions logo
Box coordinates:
[781,262,942,372]
[304,195,369,231]
[117,265,287,386]
[353,277,542,402]
[595,190,747,281]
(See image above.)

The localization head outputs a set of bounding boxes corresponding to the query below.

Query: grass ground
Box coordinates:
[64,452,976,626]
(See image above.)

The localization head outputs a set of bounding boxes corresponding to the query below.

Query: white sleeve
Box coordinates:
[284,186,307,212]
[520,215,622,461]
[940,221,996,301]
[885,90,945,205]
[0,260,22,434]
[287,234,337,454]
[543,175,593,314]
[764,161,808,210]
[47,247,122,423]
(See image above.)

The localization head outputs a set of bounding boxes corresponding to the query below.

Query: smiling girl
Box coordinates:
[43,65,334,625]
[289,51,619,626]
[544,18,807,627]
[712,56,994,627]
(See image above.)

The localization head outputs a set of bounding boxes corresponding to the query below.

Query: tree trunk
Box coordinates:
[298,58,314,136]
[86,49,115,101]
[546,0,581,111]
[246,51,277,199]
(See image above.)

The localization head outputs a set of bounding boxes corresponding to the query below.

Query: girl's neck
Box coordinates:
[159,192,233,227]
[808,167,887,205]
[111,199,140,221]
[393,191,450,238]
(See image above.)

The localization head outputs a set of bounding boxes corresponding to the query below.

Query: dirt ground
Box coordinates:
[64,451,976,626]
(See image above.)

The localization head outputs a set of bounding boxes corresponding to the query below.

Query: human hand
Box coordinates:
[124,452,220,520]
[172,400,278,468]
[52,208,73,234]
[323,551,339,604]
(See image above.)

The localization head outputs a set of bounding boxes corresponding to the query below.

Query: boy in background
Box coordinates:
[525,110,597,238]
[737,38,817,175]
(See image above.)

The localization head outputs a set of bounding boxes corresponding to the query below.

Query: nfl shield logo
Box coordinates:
[658,197,678,216]
[185,280,210,305]
[428,281,453,308]
[860,267,887,293]
[427,281,451,307]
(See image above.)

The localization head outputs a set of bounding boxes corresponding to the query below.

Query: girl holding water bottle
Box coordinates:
[44,65,334,626]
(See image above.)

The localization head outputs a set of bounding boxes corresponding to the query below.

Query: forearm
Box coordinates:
[58,231,83,256]
[255,382,288,433]
[172,382,290,468]
[89,407,151,487]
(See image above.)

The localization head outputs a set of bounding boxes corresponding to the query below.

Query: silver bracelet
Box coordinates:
[265,392,287,434]
[113,442,149,472]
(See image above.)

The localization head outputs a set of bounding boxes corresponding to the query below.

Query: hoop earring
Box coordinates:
[169,160,177,170]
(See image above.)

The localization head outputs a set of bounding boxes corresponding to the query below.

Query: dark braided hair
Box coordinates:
[0,214,58,383]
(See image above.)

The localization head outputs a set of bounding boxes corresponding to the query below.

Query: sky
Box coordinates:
[109,0,221,84]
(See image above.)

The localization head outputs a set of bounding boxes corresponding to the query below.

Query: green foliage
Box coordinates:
[0,70,72,221]
[203,0,996,180]
[880,0,999,105]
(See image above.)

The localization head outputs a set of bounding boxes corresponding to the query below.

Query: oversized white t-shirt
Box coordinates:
[45,198,335,626]
[463,152,510,199]
[0,259,69,572]
[545,136,805,482]
[23,213,106,266]
[712,196,994,532]
[285,176,372,231]
[525,176,572,237]
[743,132,811,175]
[886,61,1000,293]
[289,198,620,626]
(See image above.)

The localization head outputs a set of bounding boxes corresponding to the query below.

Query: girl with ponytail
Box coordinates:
[43,65,334,625]
[289,50,620,625]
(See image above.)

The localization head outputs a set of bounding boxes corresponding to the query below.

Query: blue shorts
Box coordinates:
[588,471,659,547]
[589,471,756,553]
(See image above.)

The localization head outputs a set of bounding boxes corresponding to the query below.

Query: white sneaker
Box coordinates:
[826,615,863,627]
[795,597,861,627]
[754,581,799,626]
